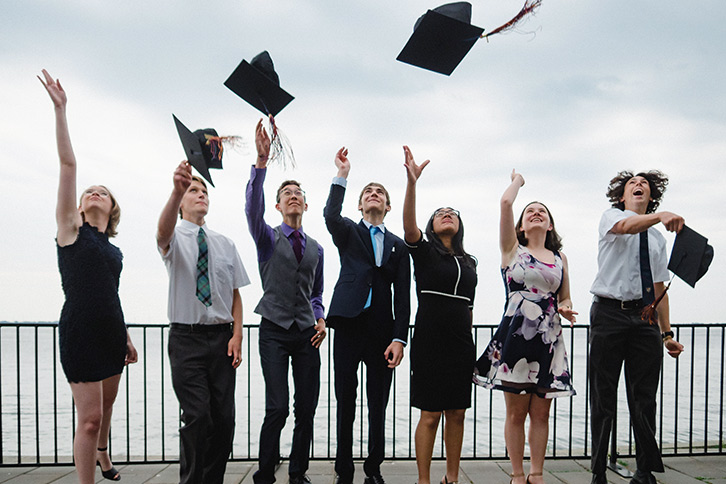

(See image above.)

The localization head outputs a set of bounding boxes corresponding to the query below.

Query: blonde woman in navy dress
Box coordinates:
[40,70,137,483]
[403,146,477,484]
[474,171,577,484]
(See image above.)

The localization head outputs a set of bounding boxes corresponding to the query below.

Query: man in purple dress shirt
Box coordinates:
[246,118,327,484]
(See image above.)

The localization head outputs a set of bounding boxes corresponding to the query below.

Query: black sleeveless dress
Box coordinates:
[408,236,477,411]
[57,223,127,383]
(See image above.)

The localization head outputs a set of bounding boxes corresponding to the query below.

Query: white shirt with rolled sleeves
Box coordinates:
[160,219,250,324]
[590,208,669,301]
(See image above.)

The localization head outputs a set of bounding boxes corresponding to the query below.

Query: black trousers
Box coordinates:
[589,301,665,476]
[334,313,394,481]
[169,324,236,484]
[253,319,321,484]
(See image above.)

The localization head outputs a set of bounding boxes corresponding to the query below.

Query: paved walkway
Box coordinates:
[1,456,725,484]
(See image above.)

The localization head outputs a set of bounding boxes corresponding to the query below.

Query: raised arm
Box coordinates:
[324,147,351,244]
[402,145,430,244]
[157,161,192,254]
[39,69,82,246]
[500,170,525,266]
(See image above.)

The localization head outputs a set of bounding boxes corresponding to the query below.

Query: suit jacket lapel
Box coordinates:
[358,220,376,261]
[381,229,394,266]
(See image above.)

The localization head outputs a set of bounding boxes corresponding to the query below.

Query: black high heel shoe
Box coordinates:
[96,447,121,481]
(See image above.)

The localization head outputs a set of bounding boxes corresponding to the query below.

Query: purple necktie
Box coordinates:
[291,230,303,263]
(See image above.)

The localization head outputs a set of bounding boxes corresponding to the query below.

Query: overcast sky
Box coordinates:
[1,0,724,327]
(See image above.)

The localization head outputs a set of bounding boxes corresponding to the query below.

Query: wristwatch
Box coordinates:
[661,330,674,341]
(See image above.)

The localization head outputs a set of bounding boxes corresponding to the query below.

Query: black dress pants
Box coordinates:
[169,324,236,484]
[254,319,321,484]
[589,301,665,476]
[334,313,394,481]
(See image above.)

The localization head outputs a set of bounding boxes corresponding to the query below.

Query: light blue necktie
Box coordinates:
[364,226,381,309]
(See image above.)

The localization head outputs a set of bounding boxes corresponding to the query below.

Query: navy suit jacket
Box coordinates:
[324,182,411,343]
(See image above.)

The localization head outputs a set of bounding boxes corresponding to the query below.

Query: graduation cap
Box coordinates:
[668,225,714,288]
[224,51,294,117]
[641,225,714,324]
[173,114,224,187]
[396,0,542,76]
[396,2,484,76]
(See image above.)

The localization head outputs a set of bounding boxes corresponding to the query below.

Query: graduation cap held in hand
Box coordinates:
[396,0,542,76]
[640,225,714,324]
[668,225,714,288]
[173,115,240,188]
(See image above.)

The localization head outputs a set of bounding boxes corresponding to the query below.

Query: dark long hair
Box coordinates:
[515,201,563,252]
[424,209,477,268]
[606,170,669,214]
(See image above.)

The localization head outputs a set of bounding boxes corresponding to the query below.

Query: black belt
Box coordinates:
[593,295,644,311]
[170,322,231,332]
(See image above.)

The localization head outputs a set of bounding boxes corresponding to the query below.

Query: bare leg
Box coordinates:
[415,410,442,484]
[70,381,104,484]
[526,396,552,484]
[96,374,122,477]
[503,392,530,484]
[443,409,466,483]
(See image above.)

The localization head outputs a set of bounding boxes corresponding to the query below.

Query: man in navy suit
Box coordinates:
[324,147,411,484]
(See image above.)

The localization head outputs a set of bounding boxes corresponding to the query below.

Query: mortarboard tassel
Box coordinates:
[268,116,296,170]
[482,0,542,39]
[640,276,674,325]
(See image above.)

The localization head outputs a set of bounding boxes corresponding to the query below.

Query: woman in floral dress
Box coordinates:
[474,170,577,484]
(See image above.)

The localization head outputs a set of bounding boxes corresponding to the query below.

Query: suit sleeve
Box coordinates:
[391,240,411,343]
[324,183,350,247]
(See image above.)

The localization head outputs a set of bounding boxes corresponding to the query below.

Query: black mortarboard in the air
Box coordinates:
[397,2,484,76]
[173,114,222,187]
[224,51,294,116]
[668,225,714,288]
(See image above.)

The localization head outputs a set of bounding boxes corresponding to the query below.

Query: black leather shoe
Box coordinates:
[289,475,311,484]
[630,470,656,484]
[590,473,607,484]
[335,476,353,484]
[364,475,386,484]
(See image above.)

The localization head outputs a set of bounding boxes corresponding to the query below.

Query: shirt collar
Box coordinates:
[362,219,386,233]
[281,222,304,239]
[179,218,207,233]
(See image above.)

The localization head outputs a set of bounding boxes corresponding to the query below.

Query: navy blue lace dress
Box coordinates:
[57,223,127,383]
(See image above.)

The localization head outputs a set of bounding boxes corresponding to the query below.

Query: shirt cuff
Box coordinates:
[332,176,347,187]
[393,338,407,347]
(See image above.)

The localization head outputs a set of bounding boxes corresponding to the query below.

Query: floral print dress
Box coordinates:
[474,245,575,397]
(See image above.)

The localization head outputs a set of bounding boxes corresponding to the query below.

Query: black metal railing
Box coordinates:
[0,322,724,466]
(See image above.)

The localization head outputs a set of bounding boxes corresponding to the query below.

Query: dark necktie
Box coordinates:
[196,228,212,307]
[639,231,655,305]
[291,230,303,263]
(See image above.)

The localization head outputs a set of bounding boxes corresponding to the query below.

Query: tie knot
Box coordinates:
[292,230,302,240]
[370,225,380,235]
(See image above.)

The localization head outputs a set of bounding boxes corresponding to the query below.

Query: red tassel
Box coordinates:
[482,0,542,39]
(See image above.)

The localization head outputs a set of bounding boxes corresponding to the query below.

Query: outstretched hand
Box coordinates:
[335,147,350,178]
[38,69,67,109]
[403,145,430,184]
[510,169,525,187]
[558,306,578,326]
[255,116,271,167]
[173,160,193,194]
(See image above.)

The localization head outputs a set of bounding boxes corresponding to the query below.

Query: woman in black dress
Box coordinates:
[403,146,477,484]
[40,69,137,483]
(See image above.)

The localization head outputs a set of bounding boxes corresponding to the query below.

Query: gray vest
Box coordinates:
[255,226,320,330]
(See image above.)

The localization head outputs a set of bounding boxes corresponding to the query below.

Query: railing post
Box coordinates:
[607,412,633,477]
